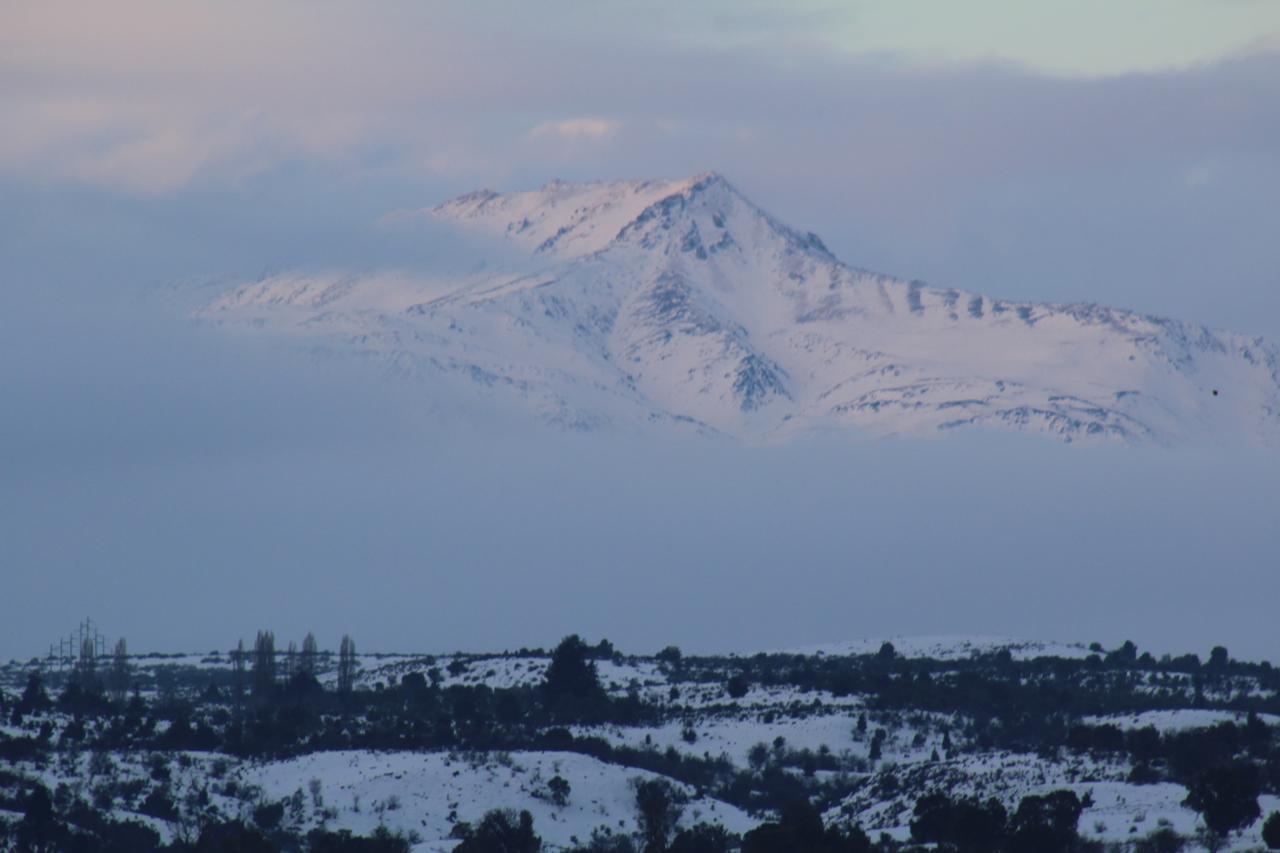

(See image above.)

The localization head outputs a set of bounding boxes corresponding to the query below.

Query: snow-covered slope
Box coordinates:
[199,172,1280,445]
[238,750,755,851]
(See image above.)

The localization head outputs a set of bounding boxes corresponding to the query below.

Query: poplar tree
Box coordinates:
[231,639,246,703]
[285,641,298,681]
[301,633,318,678]
[337,635,357,694]
[109,638,129,703]
[252,630,276,698]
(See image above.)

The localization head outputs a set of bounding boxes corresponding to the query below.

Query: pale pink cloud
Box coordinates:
[527,118,623,141]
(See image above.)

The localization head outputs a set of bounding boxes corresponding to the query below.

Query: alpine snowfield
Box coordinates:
[199,173,1280,446]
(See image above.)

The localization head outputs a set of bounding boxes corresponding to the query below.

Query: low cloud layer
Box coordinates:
[2,193,1279,664]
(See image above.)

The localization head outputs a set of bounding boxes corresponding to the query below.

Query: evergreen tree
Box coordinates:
[869,729,887,763]
[16,786,63,851]
[1183,762,1261,840]
[543,635,601,698]
[656,646,683,665]
[17,670,50,715]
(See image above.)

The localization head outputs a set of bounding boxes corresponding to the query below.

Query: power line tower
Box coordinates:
[45,618,110,673]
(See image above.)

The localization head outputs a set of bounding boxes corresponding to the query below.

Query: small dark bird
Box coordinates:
[1212,389,1219,396]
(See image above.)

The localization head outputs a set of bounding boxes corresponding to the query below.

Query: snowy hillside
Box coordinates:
[198,172,1280,445]
[3,635,1280,851]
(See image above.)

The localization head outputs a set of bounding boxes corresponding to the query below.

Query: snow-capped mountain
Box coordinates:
[199,172,1280,445]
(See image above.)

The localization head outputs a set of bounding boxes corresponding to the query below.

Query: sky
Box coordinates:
[2,1,1278,332]
[2,1,1279,662]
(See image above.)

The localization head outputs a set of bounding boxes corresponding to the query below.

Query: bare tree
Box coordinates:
[632,778,685,853]
[337,634,357,694]
[284,641,298,682]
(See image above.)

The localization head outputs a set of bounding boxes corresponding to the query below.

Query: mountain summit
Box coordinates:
[200,173,1280,445]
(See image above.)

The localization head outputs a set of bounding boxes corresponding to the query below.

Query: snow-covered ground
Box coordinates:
[1082,709,1280,732]
[831,751,1280,852]
[3,635,1278,852]
[782,634,1092,661]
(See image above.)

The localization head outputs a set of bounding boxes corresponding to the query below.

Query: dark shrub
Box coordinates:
[910,791,1008,852]
[1007,790,1083,853]
[669,823,734,853]
[253,800,285,830]
[454,808,542,853]
[308,827,412,853]
[194,821,277,852]
[1262,811,1280,850]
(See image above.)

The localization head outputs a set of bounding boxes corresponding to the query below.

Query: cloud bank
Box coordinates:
[2,1,1277,336]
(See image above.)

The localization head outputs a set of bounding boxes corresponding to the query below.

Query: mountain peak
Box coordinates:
[204,174,1280,446]
[427,171,764,261]
[684,170,727,189]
